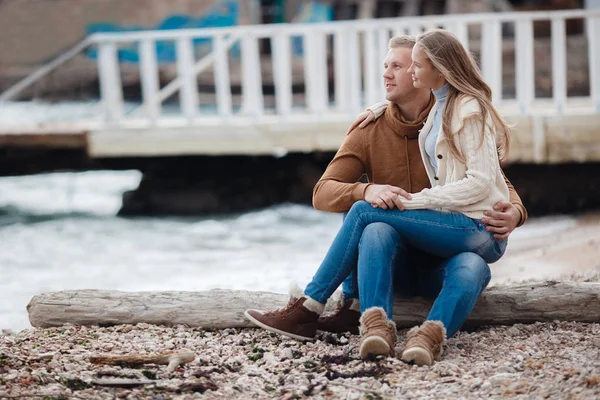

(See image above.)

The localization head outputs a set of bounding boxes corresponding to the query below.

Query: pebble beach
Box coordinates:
[1,320,599,399]
[2,267,599,400]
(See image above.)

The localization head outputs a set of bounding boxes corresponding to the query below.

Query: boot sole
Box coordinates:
[359,336,392,358]
[401,346,433,366]
[244,310,315,342]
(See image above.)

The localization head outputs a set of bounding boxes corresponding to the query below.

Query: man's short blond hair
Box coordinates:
[388,35,416,49]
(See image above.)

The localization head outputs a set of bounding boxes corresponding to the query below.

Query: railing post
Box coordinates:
[176,37,199,121]
[551,18,567,114]
[377,28,389,100]
[447,21,469,52]
[304,30,328,114]
[272,32,292,116]
[481,20,503,104]
[515,19,535,115]
[588,16,600,113]
[334,29,349,112]
[392,27,407,38]
[347,29,362,112]
[406,25,421,37]
[139,39,161,123]
[213,35,233,118]
[363,29,380,107]
[241,34,264,118]
[97,41,124,123]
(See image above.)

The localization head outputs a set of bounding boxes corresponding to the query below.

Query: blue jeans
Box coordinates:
[304,201,506,337]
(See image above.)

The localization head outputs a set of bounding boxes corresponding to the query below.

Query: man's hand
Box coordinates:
[346,110,376,135]
[481,201,521,239]
[364,184,412,210]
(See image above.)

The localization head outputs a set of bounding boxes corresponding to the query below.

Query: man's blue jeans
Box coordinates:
[304,201,506,337]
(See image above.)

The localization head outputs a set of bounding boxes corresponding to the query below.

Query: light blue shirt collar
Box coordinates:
[432,83,449,102]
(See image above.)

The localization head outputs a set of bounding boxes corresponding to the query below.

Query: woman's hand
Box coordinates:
[346,110,376,135]
[365,184,412,210]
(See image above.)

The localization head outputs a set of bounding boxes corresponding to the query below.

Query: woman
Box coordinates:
[245,29,512,364]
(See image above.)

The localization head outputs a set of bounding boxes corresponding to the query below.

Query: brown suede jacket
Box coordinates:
[312,98,528,226]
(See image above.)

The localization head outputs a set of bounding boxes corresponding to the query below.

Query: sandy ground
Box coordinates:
[490,212,600,284]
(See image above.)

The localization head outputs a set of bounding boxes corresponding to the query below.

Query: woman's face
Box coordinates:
[407,45,446,90]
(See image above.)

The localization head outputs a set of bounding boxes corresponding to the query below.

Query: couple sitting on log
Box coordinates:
[245,29,527,366]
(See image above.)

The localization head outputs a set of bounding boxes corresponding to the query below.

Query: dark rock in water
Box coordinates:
[118,153,330,216]
[502,163,600,216]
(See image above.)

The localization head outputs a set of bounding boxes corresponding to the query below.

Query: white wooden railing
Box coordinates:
[1,9,600,128]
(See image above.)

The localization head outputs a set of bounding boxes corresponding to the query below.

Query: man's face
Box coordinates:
[382,47,419,104]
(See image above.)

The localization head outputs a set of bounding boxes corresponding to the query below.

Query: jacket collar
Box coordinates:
[383,94,435,139]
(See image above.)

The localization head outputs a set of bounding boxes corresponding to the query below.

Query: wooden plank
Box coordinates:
[0,133,87,148]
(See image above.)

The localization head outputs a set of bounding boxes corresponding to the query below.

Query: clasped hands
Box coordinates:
[364,184,519,239]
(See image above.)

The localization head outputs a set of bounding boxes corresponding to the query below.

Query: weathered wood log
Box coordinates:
[89,349,195,373]
[27,281,600,329]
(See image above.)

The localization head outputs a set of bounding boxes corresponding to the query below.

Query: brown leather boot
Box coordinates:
[358,307,397,359]
[317,298,360,334]
[401,320,447,366]
[244,296,321,341]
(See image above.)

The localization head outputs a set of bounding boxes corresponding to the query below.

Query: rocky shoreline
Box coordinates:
[1,320,599,399]
[2,269,599,399]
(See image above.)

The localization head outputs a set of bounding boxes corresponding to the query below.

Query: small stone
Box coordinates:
[280,348,293,360]
[507,327,520,336]
[515,354,524,362]
[497,366,516,374]
[470,378,483,390]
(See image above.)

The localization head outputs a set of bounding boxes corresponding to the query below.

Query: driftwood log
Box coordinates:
[27,281,600,329]
[89,349,195,373]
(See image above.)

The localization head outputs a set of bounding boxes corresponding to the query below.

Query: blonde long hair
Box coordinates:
[416,29,511,161]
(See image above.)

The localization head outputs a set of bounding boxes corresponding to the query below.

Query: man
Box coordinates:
[311,35,526,365]
[246,35,526,366]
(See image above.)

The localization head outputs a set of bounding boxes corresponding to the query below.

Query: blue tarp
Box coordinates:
[86,0,239,63]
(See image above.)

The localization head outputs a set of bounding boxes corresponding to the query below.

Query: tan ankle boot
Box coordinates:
[358,307,397,359]
[401,320,447,366]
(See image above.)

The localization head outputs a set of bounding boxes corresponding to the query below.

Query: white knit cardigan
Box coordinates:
[369,96,509,219]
